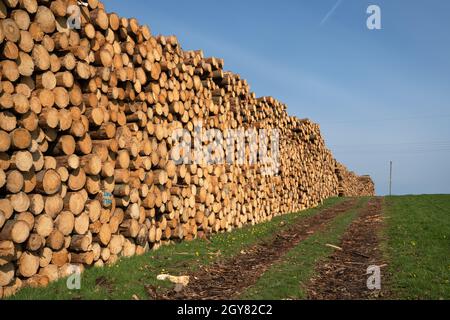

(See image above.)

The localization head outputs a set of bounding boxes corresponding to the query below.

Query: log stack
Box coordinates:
[0,0,374,298]
[335,164,375,197]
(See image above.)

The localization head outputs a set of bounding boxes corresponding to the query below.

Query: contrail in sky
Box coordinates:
[320,0,343,25]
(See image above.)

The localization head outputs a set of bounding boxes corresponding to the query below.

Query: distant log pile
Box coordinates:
[0,0,374,298]
[335,164,375,197]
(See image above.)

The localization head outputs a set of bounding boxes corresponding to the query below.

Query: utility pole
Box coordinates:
[389,161,393,196]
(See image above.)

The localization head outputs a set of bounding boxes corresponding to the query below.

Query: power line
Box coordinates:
[330,140,450,148]
[333,149,450,155]
[320,114,450,125]
[329,140,450,154]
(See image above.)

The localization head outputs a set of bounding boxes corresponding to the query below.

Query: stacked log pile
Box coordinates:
[0,0,374,298]
[335,164,375,197]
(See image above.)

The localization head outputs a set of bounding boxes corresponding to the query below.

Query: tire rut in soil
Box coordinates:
[306,197,387,300]
[149,199,359,300]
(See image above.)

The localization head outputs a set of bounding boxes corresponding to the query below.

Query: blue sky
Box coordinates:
[103,0,450,195]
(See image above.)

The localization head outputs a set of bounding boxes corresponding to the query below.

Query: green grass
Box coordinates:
[239,198,368,300]
[10,198,345,300]
[384,195,450,300]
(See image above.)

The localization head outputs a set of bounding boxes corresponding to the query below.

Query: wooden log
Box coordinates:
[100,247,110,262]
[109,208,124,234]
[2,19,20,43]
[0,220,30,244]
[89,122,116,140]
[39,247,52,268]
[35,5,56,34]
[119,219,139,238]
[16,211,34,229]
[75,61,90,79]
[53,87,69,108]
[86,199,101,222]
[93,223,111,246]
[9,191,30,212]
[34,214,53,238]
[17,51,34,76]
[6,170,23,193]
[32,44,51,71]
[13,93,30,114]
[49,0,66,17]
[55,211,74,236]
[52,135,76,156]
[55,154,79,170]
[61,53,76,71]
[1,60,20,81]
[0,240,15,263]
[18,251,39,278]
[24,274,50,288]
[3,41,19,60]
[0,130,11,152]
[154,169,168,185]
[70,234,91,252]
[28,194,44,215]
[68,168,86,191]
[1,278,23,298]
[0,111,16,132]
[108,235,123,255]
[35,169,61,195]
[71,251,94,265]
[51,248,69,267]
[37,89,55,108]
[55,71,74,88]
[19,0,38,14]
[0,210,5,229]
[26,233,44,251]
[39,108,59,129]
[0,263,15,287]
[62,192,85,216]
[10,150,33,172]
[80,154,102,175]
[0,199,14,221]
[47,229,65,251]
[74,213,89,235]
[39,264,58,282]
[10,128,31,150]
[18,31,34,53]
[36,71,57,90]
[44,194,63,218]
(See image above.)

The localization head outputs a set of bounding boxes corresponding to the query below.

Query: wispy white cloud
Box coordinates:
[320,0,343,25]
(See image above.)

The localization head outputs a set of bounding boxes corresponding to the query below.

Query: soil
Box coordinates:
[149,199,359,300]
[95,276,115,295]
[306,197,387,300]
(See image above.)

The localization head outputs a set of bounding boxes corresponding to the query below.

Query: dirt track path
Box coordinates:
[152,199,359,300]
[306,197,387,300]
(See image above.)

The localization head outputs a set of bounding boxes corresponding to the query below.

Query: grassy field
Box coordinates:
[384,195,450,300]
[7,195,450,300]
